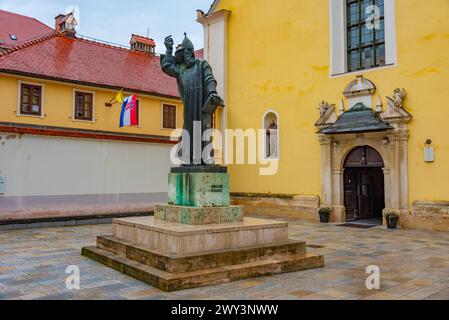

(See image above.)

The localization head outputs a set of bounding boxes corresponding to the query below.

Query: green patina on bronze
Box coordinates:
[168,172,230,208]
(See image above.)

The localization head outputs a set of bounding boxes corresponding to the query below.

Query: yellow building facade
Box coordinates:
[200,0,449,231]
[0,74,182,137]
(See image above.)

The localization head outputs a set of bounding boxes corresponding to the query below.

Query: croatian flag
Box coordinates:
[119,95,138,127]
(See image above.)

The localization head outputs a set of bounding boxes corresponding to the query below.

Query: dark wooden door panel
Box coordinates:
[344,147,386,222]
[359,169,374,219]
[344,168,358,221]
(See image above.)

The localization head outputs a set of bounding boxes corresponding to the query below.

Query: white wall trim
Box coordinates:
[197,10,231,160]
[17,80,45,119]
[330,0,347,76]
[330,63,396,78]
[384,0,398,66]
[72,88,96,124]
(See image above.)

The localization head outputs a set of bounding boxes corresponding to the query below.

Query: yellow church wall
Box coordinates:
[0,73,183,137]
[216,0,449,206]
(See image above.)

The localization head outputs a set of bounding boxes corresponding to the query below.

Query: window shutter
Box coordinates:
[74,91,93,121]
[21,84,42,115]
[163,104,176,129]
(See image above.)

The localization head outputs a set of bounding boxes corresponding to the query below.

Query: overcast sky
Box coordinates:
[0,0,212,53]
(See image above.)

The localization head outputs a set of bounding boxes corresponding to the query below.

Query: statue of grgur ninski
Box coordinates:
[160,34,224,166]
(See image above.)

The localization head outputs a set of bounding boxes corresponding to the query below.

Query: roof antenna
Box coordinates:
[147,27,150,38]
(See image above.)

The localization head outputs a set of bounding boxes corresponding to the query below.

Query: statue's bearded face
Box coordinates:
[175,47,195,67]
[175,49,185,64]
[184,48,196,67]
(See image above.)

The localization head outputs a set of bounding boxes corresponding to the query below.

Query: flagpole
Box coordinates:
[108,88,125,105]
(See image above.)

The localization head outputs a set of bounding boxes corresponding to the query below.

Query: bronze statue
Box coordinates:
[161,34,224,166]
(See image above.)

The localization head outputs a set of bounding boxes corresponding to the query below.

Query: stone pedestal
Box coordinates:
[168,166,230,207]
[82,166,324,291]
[112,217,289,255]
[155,204,243,225]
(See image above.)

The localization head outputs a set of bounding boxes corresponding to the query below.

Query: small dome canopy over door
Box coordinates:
[319,103,393,135]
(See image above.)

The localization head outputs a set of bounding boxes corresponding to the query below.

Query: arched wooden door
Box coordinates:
[344,146,385,222]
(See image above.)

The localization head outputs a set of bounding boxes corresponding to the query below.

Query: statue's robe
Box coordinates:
[268,128,278,158]
[161,51,219,165]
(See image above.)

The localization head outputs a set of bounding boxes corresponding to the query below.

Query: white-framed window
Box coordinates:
[72,89,95,123]
[262,110,280,160]
[17,80,45,118]
[161,103,177,130]
[330,0,397,76]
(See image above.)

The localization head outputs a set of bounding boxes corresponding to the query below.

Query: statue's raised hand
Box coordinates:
[164,35,174,50]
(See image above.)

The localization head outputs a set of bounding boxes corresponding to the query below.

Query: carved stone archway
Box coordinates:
[319,131,409,222]
[316,76,412,223]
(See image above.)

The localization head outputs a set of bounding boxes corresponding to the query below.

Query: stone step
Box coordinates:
[82,246,324,292]
[97,235,308,274]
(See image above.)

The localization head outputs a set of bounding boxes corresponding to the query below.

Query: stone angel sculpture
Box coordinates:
[319,101,331,117]
[393,88,406,109]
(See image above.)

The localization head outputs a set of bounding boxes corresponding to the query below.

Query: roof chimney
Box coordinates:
[55,13,78,37]
[130,34,156,54]
[55,14,65,32]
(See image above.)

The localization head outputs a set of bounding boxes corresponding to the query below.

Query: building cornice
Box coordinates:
[0,122,178,145]
[197,9,231,26]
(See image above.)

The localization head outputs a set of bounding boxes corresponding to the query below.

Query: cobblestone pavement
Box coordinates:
[0,216,448,300]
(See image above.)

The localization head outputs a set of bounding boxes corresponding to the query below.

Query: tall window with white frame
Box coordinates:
[347,0,385,72]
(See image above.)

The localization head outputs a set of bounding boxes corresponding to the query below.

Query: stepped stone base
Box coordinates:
[82,216,324,291]
[82,235,323,292]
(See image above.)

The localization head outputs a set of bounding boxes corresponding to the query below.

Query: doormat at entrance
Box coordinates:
[307,244,325,249]
[337,223,377,229]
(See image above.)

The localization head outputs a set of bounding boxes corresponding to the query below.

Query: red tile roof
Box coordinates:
[0,33,180,98]
[195,48,204,60]
[0,10,53,48]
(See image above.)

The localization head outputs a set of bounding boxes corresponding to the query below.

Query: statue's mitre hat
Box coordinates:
[176,33,194,52]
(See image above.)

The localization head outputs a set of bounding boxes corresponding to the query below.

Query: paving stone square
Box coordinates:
[0,216,448,300]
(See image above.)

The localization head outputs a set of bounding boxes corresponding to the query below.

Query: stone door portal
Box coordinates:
[343,146,385,222]
[316,77,412,223]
